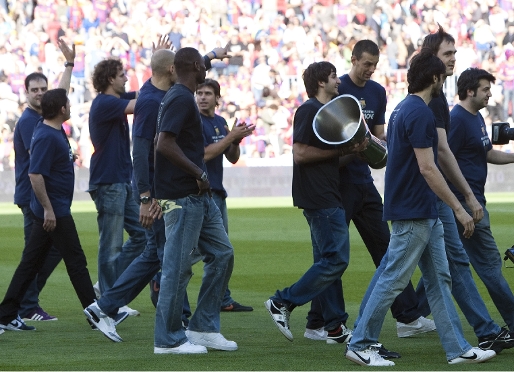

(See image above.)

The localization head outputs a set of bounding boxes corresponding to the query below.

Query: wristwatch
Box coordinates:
[64,62,74,68]
[197,171,208,182]
[140,196,151,204]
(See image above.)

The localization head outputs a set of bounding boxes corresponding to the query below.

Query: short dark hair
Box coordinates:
[41,88,68,120]
[302,61,336,98]
[197,78,221,97]
[92,58,123,93]
[407,48,446,94]
[174,47,201,75]
[25,72,48,90]
[422,24,455,55]
[457,68,495,100]
[352,39,379,59]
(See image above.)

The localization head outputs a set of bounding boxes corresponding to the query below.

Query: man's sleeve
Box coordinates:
[29,136,54,176]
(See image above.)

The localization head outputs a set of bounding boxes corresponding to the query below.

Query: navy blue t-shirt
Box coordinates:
[428,88,450,132]
[13,107,41,206]
[201,113,229,197]
[89,92,135,185]
[29,123,74,219]
[292,98,342,210]
[132,79,167,195]
[383,95,439,221]
[448,105,492,205]
[337,74,387,184]
[154,84,206,199]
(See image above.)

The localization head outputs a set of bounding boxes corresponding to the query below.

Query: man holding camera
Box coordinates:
[448,67,514,334]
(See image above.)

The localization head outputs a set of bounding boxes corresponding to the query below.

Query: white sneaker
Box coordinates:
[83,302,122,342]
[119,305,140,317]
[154,341,207,354]
[186,330,238,351]
[397,316,436,338]
[346,347,395,367]
[448,347,496,365]
[93,282,101,299]
[304,327,327,341]
[0,329,4,335]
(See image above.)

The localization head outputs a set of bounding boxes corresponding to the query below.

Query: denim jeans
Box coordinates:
[89,183,146,294]
[307,182,420,329]
[349,219,471,361]
[18,205,62,317]
[416,201,500,338]
[0,215,96,323]
[457,201,514,331]
[154,194,234,348]
[272,207,349,331]
[97,214,192,324]
[211,191,234,307]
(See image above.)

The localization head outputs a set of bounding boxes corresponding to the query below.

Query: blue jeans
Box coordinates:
[18,205,62,317]
[308,182,420,329]
[272,207,349,331]
[457,201,514,331]
[212,192,234,307]
[349,219,471,361]
[416,201,500,338]
[503,87,514,120]
[89,183,147,294]
[97,214,192,324]
[154,194,234,348]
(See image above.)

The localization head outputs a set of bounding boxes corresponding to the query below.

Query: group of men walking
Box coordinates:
[1,26,514,367]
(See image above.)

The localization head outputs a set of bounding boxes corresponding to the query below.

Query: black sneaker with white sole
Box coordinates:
[264,299,292,341]
[371,343,401,359]
[0,315,36,331]
[478,327,514,353]
[326,323,352,344]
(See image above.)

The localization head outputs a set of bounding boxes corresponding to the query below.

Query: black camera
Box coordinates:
[491,122,514,145]
[504,245,514,265]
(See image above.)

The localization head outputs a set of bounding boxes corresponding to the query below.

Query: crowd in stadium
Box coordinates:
[1,0,514,170]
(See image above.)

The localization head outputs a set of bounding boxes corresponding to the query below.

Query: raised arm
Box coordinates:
[57,38,76,94]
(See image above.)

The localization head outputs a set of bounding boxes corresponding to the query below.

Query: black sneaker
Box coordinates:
[221,301,254,312]
[371,343,401,359]
[327,323,352,344]
[478,327,514,353]
[0,315,36,331]
[264,299,292,341]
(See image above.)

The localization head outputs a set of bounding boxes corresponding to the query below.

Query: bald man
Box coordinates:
[84,45,230,339]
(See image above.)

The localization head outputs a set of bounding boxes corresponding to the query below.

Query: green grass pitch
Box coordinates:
[0,195,513,370]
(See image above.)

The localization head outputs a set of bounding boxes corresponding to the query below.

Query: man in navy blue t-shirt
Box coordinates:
[449,68,514,336]
[152,47,236,354]
[0,89,120,341]
[346,50,495,367]
[265,61,367,344]
[416,27,514,352]
[305,40,432,346]
[87,58,145,317]
[197,78,254,312]
[11,39,75,325]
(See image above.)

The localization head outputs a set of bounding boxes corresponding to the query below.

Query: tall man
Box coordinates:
[449,67,514,334]
[0,88,120,342]
[305,39,434,344]
[88,58,146,316]
[345,50,495,367]
[11,38,75,324]
[197,78,254,312]
[153,47,236,354]
[265,61,366,343]
[416,27,514,352]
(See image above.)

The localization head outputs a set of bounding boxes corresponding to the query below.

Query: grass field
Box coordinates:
[1,195,514,370]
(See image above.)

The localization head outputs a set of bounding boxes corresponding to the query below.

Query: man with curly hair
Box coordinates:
[87,58,145,316]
